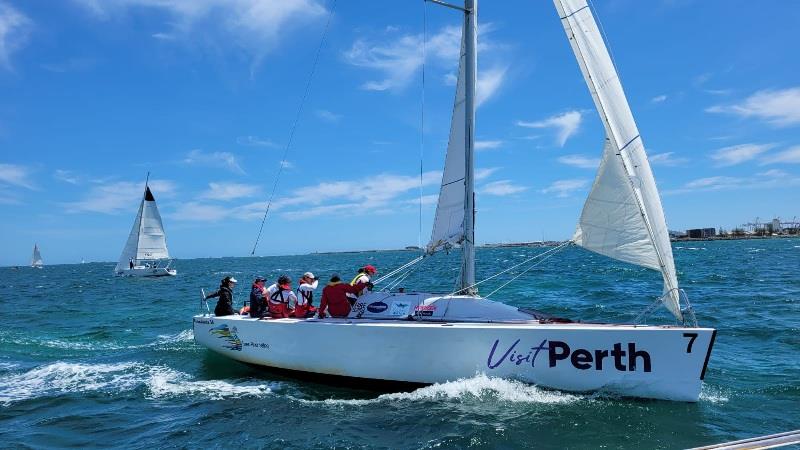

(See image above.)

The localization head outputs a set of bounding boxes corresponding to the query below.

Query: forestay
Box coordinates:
[427,22,468,254]
[115,186,170,272]
[554,0,682,320]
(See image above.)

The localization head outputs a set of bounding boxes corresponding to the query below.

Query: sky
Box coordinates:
[1,0,799,265]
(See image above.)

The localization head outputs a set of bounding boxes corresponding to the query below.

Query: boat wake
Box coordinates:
[295,374,583,407]
[0,360,276,405]
[0,329,194,352]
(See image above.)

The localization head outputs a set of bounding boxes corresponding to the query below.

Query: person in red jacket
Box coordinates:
[317,274,371,319]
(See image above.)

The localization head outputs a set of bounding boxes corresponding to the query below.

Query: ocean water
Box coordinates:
[1,239,798,449]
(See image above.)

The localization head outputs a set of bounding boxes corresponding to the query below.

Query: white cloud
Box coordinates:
[664,170,800,195]
[236,135,279,148]
[761,146,800,165]
[475,167,500,181]
[540,178,589,198]
[477,66,507,107]
[64,179,176,214]
[315,109,342,122]
[200,182,259,200]
[0,163,35,189]
[0,2,31,71]
[72,0,327,73]
[480,180,526,196]
[183,149,245,174]
[707,87,800,127]
[648,152,688,166]
[475,140,503,151]
[53,169,80,184]
[651,94,667,103]
[710,143,776,167]
[517,111,582,147]
[279,160,293,169]
[557,154,599,169]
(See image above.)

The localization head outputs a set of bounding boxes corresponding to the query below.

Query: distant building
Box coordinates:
[669,230,687,239]
[686,228,716,239]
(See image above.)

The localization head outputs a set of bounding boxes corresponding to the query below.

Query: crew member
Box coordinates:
[205,276,237,316]
[346,265,377,305]
[129,258,134,270]
[248,277,268,318]
[318,274,371,319]
[294,272,319,318]
[267,275,298,319]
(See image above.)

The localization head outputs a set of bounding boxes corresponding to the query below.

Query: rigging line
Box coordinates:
[373,255,425,285]
[444,240,573,297]
[250,0,338,255]
[484,246,567,298]
[418,0,428,252]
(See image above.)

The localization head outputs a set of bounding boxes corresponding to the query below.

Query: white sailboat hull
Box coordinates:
[115,267,177,277]
[192,314,715,402]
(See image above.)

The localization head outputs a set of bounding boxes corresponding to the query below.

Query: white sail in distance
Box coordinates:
[428,22,468,255]
[31,244,43,267]
[554,0,682,320]
[115,186,170,272]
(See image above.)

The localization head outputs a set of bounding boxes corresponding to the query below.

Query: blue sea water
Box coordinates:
[0,238,798,449]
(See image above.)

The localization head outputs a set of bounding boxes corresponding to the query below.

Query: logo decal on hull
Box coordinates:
[367,301,388,313]
[209,324,242,351]
[486,339,651,372]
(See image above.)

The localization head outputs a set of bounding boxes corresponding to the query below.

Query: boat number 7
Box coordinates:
[682,333,698,353]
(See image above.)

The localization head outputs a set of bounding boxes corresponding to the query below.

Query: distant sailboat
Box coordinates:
[114,174,176,277]
[31,244,43,269]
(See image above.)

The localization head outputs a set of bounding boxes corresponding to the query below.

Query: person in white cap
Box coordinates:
[294,272,319,318]
[205,276,238,316]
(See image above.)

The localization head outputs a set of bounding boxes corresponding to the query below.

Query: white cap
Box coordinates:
[303,272,315,279]
[229,277,238,283]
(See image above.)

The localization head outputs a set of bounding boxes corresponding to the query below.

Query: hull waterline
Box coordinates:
[116,267,177,277]
[193,314,715,402]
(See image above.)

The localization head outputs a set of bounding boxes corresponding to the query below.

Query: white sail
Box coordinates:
[554,0,682,320]
[31,244,43,267]
[115,186,170,272]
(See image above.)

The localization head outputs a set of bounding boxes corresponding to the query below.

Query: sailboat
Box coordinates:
[30,244,43,269]
[193,0,715,401]
[114,174,177,277]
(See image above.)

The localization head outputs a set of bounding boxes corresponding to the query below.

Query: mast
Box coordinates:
[136,172,150,261]
[460,0,477,294]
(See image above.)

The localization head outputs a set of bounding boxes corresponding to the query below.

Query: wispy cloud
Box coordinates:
[557,154,599,169]
[480,180,526,196]
[236,135,280,148]
[475,140,503,151]
[279,160,293,169]
[476,66,507,107]
[651,94,668,104]
[199,182,259,200]
[64,179,176,214]
[0,1,32,71]
[517,111,582,147]
[0,163,35,189]
[649,152,688,166]
[183,149,245,174]
[710,143,776,167]
[761,146,800,165]
[475,167,500,180]
[707,87,800,127]
[664,170,800,195]
[315,109,342,123]
[72,0,327,74]
[540,178,589,197]
[53,169,80,184]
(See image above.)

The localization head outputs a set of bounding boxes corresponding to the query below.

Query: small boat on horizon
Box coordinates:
[30,243,43,269]
[193,0,715,402]
[114,174,176,278]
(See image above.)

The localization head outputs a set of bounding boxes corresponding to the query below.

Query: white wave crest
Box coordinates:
[145,367,275,400]
[699,385,729,404]
[301,374,581,406]
[0,361,275,405]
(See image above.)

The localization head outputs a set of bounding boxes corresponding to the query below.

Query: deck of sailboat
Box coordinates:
[196,314,708,331]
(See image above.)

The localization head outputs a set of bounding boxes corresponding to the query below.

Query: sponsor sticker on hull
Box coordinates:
[486,338,652,373]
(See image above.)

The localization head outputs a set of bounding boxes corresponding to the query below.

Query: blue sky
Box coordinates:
[1,0,799,265]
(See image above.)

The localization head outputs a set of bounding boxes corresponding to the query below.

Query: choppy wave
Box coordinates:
[0,329,194,352]
[0,360,275,405]
[297,374,582,406]
[699,385,730,404]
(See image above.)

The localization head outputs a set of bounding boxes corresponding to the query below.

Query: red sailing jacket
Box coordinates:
[318,281,367,318]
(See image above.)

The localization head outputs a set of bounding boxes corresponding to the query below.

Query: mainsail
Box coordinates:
[115,185,170,272]
[554,0,682,319]
[427,0,477,292]
[31,244,43,267]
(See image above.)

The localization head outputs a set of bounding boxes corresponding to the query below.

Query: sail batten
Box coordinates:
[554,0,682,319]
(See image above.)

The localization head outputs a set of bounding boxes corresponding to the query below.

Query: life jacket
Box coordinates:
[350,273,368,286]
[268,284,291,318]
